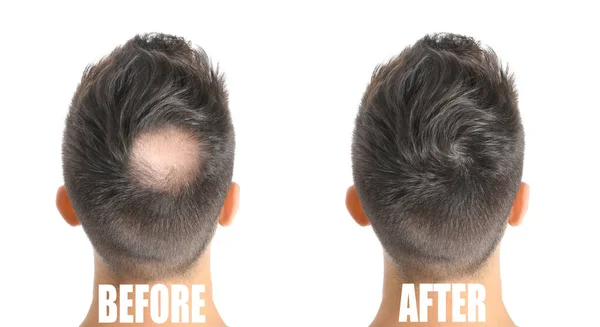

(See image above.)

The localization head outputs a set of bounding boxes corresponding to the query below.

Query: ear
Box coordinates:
[346,185,370,227]
[56,185,80,227]
[508,182,529,227]
[219,182,240,227]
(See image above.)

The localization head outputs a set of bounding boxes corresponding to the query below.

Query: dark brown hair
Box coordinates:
[62,33,234,281]
[352,33,524,281]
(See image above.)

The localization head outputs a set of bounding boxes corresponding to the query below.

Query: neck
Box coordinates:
[81,251,226,327]
[370,251,515,327]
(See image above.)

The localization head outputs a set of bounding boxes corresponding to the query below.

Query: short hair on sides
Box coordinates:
[62,33,235,281]
[351,33,524,281]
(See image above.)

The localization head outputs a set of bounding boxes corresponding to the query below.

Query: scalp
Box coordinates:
[130,126,204,193]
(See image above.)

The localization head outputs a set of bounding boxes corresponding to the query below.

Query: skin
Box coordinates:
[56,182,240,327]
[346,182,529,327]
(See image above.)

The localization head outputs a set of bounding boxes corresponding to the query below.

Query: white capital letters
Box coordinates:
[98,284,117,323]
[150,284,169,323]
[134,284,149,323]
[452,283,466,322]
[191,284,206,323]
[468,283,486,322]
[433,283,451,322]
[419,284,433,322]
[171,284,189,323]
[399,283,418,322]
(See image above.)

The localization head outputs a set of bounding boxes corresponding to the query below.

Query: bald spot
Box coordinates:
[130,126,203,193]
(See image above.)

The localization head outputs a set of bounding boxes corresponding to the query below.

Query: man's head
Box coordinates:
[56,33,239,281]
[346,33,529,282]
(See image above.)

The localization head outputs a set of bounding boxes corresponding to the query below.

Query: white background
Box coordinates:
[1,1,599,326]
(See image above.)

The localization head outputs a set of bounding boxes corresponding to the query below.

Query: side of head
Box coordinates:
[347,33,528,282]
[56,33,238,281]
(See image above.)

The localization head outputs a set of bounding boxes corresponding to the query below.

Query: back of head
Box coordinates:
[352,33,524,281]
[62,33,234,281]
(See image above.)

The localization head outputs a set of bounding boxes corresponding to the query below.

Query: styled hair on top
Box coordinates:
[352,33,524,281]
[62,33,234,281]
